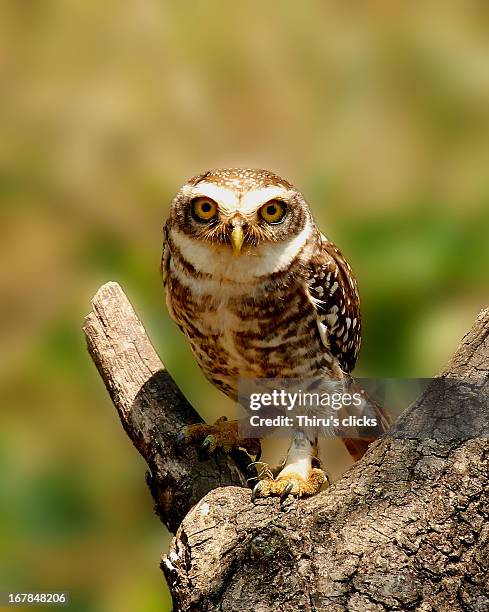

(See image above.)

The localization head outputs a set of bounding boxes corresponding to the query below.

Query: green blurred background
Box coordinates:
[1,1,488,610]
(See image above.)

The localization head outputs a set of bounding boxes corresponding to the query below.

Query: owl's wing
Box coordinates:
[306,233,361,374]
[306,234,392,453]
[161,221,171,287]
[161,221,181,325]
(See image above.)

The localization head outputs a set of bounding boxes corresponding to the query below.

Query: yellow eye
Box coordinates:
[259,200,286,224]
[192,197,218,221]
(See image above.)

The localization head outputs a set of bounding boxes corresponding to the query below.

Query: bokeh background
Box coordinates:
[1,1,488,610]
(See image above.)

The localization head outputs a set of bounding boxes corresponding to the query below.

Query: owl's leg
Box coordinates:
[176,416,261,458]
[251,430,328,502]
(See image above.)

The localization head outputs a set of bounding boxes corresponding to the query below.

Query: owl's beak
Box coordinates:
[231,225,244,255]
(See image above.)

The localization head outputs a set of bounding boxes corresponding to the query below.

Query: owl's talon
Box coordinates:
[251,481,262,503]
[175,431,186,448]
[200,435,215,454]
[251,468,327,501]
[175,419,261,458]
[280,482,294,506]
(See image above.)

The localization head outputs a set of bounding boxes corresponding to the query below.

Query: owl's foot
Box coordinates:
[176,416,261,458]
[251,468,327,504]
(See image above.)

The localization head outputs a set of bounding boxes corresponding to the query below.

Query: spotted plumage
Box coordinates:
[162,168,363,499]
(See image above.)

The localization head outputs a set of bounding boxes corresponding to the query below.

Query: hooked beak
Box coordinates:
[231,225,244,256]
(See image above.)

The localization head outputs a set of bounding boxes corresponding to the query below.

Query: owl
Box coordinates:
[162,168,368,501]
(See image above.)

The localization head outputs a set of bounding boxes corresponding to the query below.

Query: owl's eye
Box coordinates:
[259,200,287,224]
[191,197,218,222]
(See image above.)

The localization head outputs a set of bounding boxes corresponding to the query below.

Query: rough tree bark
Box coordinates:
[84,282,489,612]
[83,282,251,533]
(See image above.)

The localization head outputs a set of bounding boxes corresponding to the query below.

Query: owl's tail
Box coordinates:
[339,376,393,461]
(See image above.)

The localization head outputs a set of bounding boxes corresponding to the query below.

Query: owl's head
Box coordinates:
[167,169,315,275]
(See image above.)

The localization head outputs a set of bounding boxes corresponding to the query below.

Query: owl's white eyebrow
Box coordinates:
[239,186,293,214]
[185,183,238,211]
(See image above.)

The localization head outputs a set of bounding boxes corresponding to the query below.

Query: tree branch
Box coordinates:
[85,283,489,611]
[83,281,250,533]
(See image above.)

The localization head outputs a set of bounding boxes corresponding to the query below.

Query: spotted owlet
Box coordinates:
[162,168,370,501]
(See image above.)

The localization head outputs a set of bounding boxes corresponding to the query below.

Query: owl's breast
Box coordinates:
[166,266,330,398]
